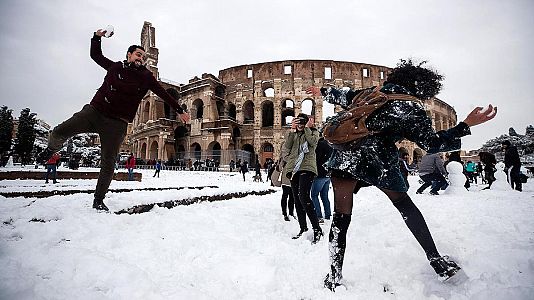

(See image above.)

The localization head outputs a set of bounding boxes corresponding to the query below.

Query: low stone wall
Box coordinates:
[0,171,142,181]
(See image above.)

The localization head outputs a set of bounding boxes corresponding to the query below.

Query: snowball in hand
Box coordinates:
[104,25,114,38]
[480,105,496,117]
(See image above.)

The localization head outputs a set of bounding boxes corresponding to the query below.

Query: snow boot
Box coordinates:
[92,198,109,211]
[430,255,461,280]
[324,213,351,291]
[312,228,324,244]
[292,228,308,239]
[284,215,290,222]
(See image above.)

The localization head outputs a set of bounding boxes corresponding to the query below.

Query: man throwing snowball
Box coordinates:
[38,27,190,211]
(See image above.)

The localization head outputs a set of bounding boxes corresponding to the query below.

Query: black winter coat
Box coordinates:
[323,85,471,192]
[315,137,334,178]
[504,146,521,168]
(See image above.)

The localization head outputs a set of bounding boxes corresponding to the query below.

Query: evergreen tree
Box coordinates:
[0,106,14,166]
[14,108,37,165]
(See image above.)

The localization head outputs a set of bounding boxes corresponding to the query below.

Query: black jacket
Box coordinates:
[315,137,333,178]
[89,34,183,122]
[504,146,521,168]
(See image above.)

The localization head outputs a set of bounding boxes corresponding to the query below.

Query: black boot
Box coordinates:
[324,213,351,291]
[292,228,308,239]
[312,228,324,244]
[430,255,461,280]
[92,198,109,211]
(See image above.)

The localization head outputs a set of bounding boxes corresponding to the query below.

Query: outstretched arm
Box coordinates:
[90,29,114,70]
[149,76,190,123]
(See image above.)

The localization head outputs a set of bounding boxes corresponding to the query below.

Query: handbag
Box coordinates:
[271,167,283,187]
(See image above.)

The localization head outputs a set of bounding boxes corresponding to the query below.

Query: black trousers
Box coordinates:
[48,104,127,200]
[281,185,294,217]
[290,171,320,231]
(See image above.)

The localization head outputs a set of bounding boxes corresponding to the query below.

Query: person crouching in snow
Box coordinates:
[306,59,497,291]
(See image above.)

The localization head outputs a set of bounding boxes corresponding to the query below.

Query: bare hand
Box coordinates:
[178,112,190,123]
[306,116,314,128]
[462,105,497,127]
[95,29,113,38]
[291,117,298,130]
[305,86,322,97]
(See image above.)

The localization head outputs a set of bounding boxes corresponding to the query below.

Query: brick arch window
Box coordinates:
[262,101,274,127]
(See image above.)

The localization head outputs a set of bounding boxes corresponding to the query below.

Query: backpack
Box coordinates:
[323,86,420,150]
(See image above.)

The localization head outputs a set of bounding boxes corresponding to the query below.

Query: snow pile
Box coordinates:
[0,169,533,299]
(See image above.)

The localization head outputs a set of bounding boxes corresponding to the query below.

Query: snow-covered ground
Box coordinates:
[1,168,533,299]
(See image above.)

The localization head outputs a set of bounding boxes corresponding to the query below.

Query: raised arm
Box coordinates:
[90,30,114,70]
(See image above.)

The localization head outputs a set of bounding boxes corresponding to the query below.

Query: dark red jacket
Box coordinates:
[89,34,183,122]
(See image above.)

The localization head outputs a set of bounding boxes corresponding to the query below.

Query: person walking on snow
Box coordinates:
[37,27,190,211]
[502,140,522,192]
[153,160,162,178]
[45,152,61,184]
[306,59,497,291]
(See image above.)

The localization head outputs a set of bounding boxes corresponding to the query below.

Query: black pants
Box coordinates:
[281,185,294,217]
[48,104,127,200]
[290,171,320,231]
[417,173,447,193]
[508,166,522,191]
[153,169,160,177]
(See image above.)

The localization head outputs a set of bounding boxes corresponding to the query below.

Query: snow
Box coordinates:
[1,168,533,299]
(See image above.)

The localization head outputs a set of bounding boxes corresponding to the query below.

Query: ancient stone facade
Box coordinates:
[126,22,457,166]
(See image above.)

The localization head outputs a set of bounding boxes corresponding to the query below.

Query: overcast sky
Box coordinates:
[1,0,533,150]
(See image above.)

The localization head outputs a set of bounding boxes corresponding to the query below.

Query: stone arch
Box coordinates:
[140,143,147,160]
[261,142,274,165]
[216,100,225,119]
[164,88,179,120]
[301,98,315,115]
[190,143,202,161]
[174,126,188,139]
[261,100,274,127]
[143,101,150,123]
[243,100,254,124]
[228,103,237,120]
[176,144,186,159]
[192,99,204,119]
[262,82,274,97]
[281,99,295,126]
[208,141,222,162]
[149,141,159,160]
[241,143,255,166]
[215,86,225,98]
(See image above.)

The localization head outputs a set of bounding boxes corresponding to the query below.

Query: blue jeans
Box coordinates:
[128,168,134,181]
[310,177,331,219]
[45,164,57,182]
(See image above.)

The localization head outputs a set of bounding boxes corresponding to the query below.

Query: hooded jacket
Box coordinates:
[89,34,183,122]
[284,127,320,177]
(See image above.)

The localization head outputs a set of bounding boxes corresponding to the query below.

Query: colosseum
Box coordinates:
[126,22,458,168]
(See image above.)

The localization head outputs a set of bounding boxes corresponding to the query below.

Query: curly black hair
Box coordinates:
[385,59,444,100]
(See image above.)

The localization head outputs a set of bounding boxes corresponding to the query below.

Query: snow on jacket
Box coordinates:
[284,127,320,178]
[89,34,183,122]
[418,153,447,176]
[323,85,471,192]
